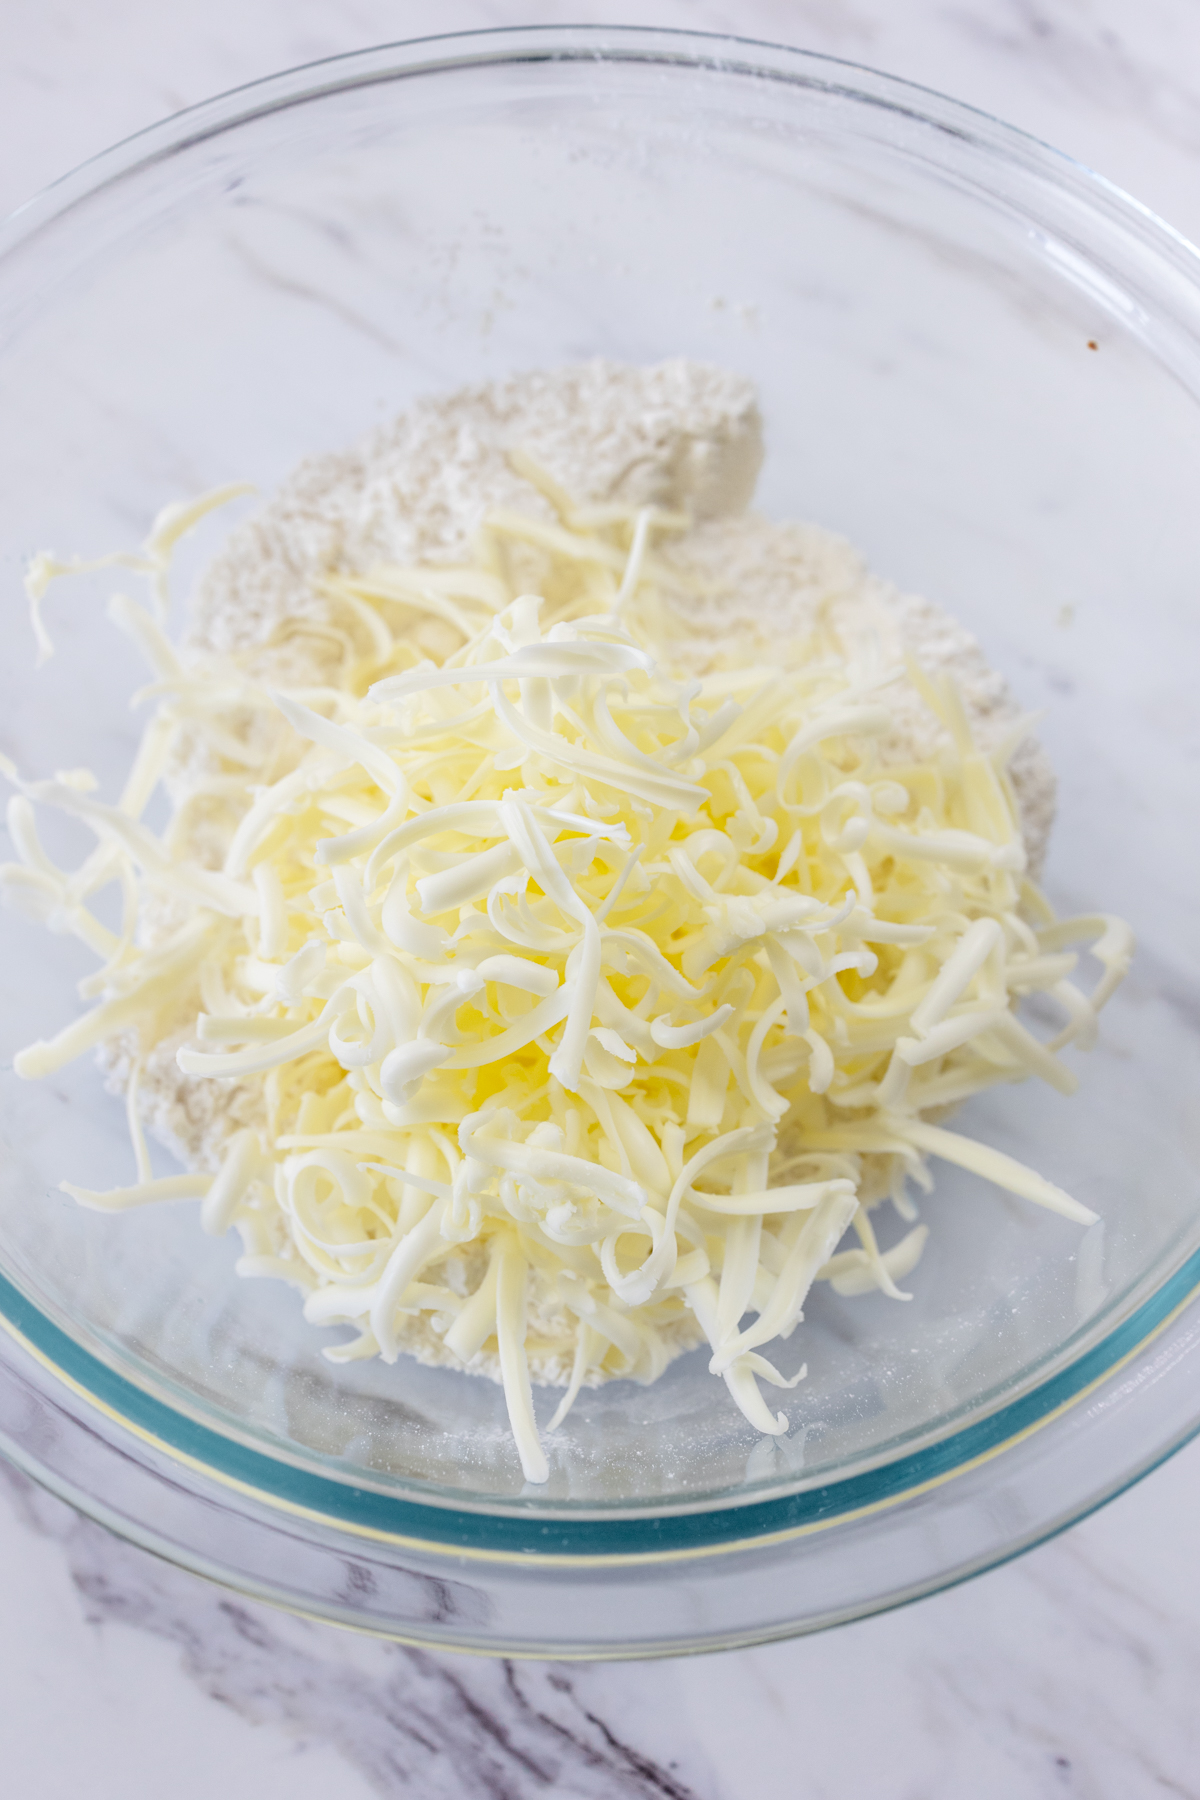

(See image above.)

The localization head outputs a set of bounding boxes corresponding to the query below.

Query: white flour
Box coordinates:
[188,357,1053,863]
[108,358,1056,1388]
[189,359,764,677]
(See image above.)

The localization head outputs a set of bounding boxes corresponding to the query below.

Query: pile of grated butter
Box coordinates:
[2,365,1132,1483]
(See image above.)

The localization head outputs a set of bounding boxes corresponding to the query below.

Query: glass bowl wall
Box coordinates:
[1,28,1199,1652]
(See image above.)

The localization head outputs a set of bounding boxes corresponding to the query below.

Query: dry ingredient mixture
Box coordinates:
[3,361,1131,1482]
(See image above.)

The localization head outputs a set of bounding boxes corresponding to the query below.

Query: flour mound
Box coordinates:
[190,359,763,672]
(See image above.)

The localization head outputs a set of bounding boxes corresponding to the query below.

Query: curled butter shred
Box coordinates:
[3,473,1132,1482]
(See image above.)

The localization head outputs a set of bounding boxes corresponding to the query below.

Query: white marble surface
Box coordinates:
[4,3,1200,1796]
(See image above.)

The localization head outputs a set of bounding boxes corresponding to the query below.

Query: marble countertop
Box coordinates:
[4,4,1200,1796]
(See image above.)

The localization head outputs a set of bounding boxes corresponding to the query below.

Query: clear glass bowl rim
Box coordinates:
[2,24,1200,1571]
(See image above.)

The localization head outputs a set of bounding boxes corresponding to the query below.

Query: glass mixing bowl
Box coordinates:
[2,26,1200,1657]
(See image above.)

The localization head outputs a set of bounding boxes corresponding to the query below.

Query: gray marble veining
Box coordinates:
[1,1463,714,1800]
